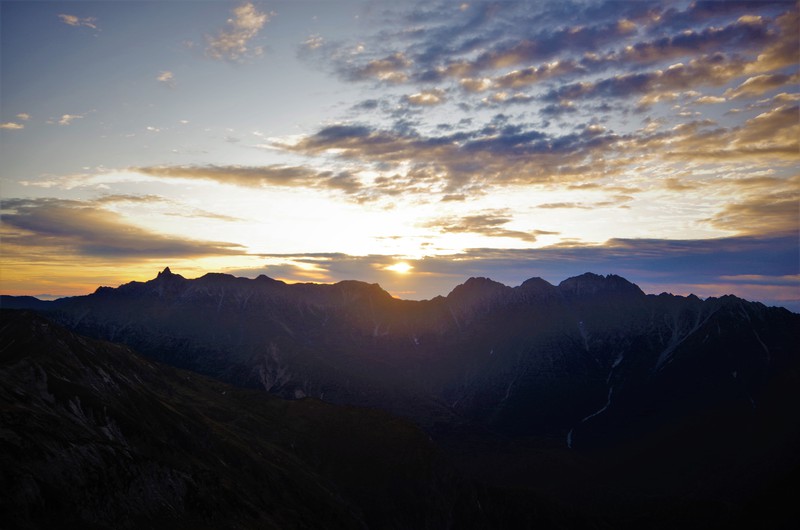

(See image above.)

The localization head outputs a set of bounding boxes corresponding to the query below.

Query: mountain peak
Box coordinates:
[449,276,509,294]
[153,267,187,283]
[518,277,555,292]
[198,272,237,282]
[333,280,393,300]
[446,277,512,308]
[558,272,644,298]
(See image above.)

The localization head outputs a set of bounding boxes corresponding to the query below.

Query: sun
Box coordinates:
[385,262,413,274]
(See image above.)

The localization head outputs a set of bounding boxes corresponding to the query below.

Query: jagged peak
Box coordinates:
[198,272,237,282]
[255,274,283,284]
[517,277,556,291]
[446,277,511,303]
[465,276,505,286]
[451,276,508,291]
[149,268,184,283]
[558,272,644,297]
[333,280,393,299]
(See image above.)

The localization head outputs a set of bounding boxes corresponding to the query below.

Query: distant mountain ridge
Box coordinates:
[3,269,796,441]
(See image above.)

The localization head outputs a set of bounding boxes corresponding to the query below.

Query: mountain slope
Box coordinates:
[2,309,581,529]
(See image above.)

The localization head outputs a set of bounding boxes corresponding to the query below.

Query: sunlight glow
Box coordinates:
[385,262,413,274]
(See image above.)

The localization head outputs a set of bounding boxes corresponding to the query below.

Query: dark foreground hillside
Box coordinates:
[0,309,587,529]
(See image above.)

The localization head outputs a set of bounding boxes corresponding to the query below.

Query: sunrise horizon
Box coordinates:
[1,1,798,312]
[4,259,799,315]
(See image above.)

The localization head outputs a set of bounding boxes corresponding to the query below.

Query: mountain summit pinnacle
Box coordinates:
[157,267,173,278]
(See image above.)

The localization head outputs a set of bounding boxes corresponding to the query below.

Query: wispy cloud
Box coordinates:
[703,175,800,236]
[425,210,559,243]
[724,73,799,100]
[345,52,411,83]
[92,194,166,205]
[1,198,244,258]
[157,70,175,87]
[133,164,371,201]
[304,35,324,50]
[136,163,348,187]
[206,2,272,61]
[58,13,98,30]
[284,121,623,196]
[0,122,24,130]
[536,195,634,209]
[404,89,446,106]
[56,114,83,126]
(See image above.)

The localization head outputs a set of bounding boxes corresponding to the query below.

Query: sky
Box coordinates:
[0,0,798,310]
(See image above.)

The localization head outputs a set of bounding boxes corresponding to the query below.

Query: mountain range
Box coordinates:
[2,269,798,528]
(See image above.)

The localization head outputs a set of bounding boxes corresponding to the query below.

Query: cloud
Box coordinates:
[136,163,326,186]
[16,113,31,121]
[492,60,584,89]
[302,0,797,155]
[135,162,464,204]
[620,15,773,65]
[724,73,798,99]
[92,194,166,205]
[0,122,24,130]
[276,89,794,231]
[157,71,175,87]
[313,0,790,96]
[652,2,786,30]
[746,8,800,73]
[541,54,754,104]
[404,89,446,106]
[294,0,797,191]
[57,114,83,126]
[693,95,726,105]
[536,195,634,209]
[284,120,627,199]
[304,35,324,50]
[346,52,412,83]
[206,2,272,61]
[652,104,799,163]
[703,176,800,236]
[133,164,365,197]
[460,77,493,92]
[0,198,244,258]
[91,194,244,222]
[58,14,97,30]
[662,177,701,192]
[425,210,559,243]
[417,15,638,80]
[480,91,535,107]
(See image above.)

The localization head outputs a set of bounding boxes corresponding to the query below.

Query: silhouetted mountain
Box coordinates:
[3,271,798,527]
